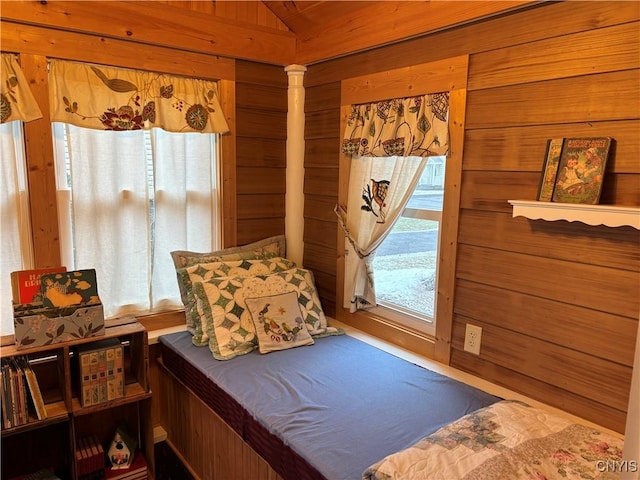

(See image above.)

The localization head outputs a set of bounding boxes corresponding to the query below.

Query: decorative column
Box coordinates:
[285,64,307,266]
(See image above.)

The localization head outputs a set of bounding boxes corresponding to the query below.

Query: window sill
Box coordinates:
[339,310,436,359]
[147,324,188,345]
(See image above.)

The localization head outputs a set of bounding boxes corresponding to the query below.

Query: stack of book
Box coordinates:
[1,355,47,429]
[76,435,105,478]
[76,338,125,407]
[104,453,148,480]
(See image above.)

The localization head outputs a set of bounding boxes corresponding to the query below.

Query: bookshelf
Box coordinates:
[0,322,154,480]
[508,200,640,229]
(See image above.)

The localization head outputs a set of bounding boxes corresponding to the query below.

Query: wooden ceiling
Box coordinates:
[263,1,377,34]
[261,1,540,64]
[1,1,541,66]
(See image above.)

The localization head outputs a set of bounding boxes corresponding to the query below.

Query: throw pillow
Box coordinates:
[245,291,314,354]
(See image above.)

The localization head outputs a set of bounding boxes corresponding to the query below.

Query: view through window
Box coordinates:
[371,156,445,335]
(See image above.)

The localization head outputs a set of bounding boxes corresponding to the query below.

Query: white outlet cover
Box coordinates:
[464,324,482,355]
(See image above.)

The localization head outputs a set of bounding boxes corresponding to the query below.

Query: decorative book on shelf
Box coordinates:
[75,435,105,478]
[40,269,101,309]
[104,451,148,479]
[537,136,613,205]
[0,355,47,429]
[10,267,67,305]
[75,338,124,408]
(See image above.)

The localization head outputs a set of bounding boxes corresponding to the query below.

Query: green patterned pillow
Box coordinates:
[171,235,285,269]
[245,291,314,354]
[192,268,340,360]
[177,257,297,340]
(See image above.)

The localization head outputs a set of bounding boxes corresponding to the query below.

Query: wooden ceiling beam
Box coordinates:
[1,0,297,65]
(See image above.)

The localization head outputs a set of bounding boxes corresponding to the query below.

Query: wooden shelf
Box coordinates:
[508,200,640,229]
[1,323,154,479]
[71,382,152,416]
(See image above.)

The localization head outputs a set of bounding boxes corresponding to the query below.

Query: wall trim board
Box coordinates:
[340,56,469,106]
[1,20,236,81]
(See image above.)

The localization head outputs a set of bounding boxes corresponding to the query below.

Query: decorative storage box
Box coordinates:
[14,304,105,350]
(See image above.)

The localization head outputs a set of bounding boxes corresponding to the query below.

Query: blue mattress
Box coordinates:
[159,331,499,480]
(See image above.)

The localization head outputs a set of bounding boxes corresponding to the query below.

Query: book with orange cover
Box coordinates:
[11,267,67,304]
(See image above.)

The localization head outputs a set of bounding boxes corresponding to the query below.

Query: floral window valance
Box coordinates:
[342,93,449,158]
[1,53,43,124]
[49,59,229,134]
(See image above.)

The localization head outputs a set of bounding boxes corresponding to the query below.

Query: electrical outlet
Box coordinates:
[464,324,482,355]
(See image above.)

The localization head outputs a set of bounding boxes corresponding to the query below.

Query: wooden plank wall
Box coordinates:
[235,61,288,245]
[303,1,639,433]
[1,1,289,263]
[303,81,342,317]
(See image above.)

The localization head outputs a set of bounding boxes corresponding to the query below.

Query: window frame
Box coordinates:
[337,57,469,362]
[369,163,445,338]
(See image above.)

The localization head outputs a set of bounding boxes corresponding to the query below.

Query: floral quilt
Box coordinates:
[363,400,624,480]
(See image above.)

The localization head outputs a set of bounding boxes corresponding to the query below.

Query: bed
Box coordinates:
[158,236,626,480]
[159,330,500,479]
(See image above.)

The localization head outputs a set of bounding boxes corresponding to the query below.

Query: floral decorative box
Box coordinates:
[14,304,105,350]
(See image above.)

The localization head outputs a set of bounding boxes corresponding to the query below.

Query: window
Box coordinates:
[52,123,221,319]
[0,122,33,335]
[370,156,446,336]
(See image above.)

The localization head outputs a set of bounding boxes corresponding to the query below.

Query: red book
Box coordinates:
[10,267,67,304]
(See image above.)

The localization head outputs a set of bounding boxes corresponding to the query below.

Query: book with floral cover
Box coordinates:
[551,136,613,205]
[40,269,100,308]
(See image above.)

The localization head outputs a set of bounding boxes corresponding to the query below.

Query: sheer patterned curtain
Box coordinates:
[336,156,426,311]
[1,53,43,124]
[1,53,42,335]
[337,94,449,312]
[53,125,220,318]
[149,129,220,310]
[54,125,149,316]
[0,122,33,335]
[49,59,227,318]
[48,59,228,134]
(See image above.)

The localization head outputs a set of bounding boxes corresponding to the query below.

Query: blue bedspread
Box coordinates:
[159,332,499,480]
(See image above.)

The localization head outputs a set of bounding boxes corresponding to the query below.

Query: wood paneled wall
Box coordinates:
[303,82,341,317]
[304,1,639,433]
[235,61,288,245]
[157,358,282,479]
[1,3,288,319]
